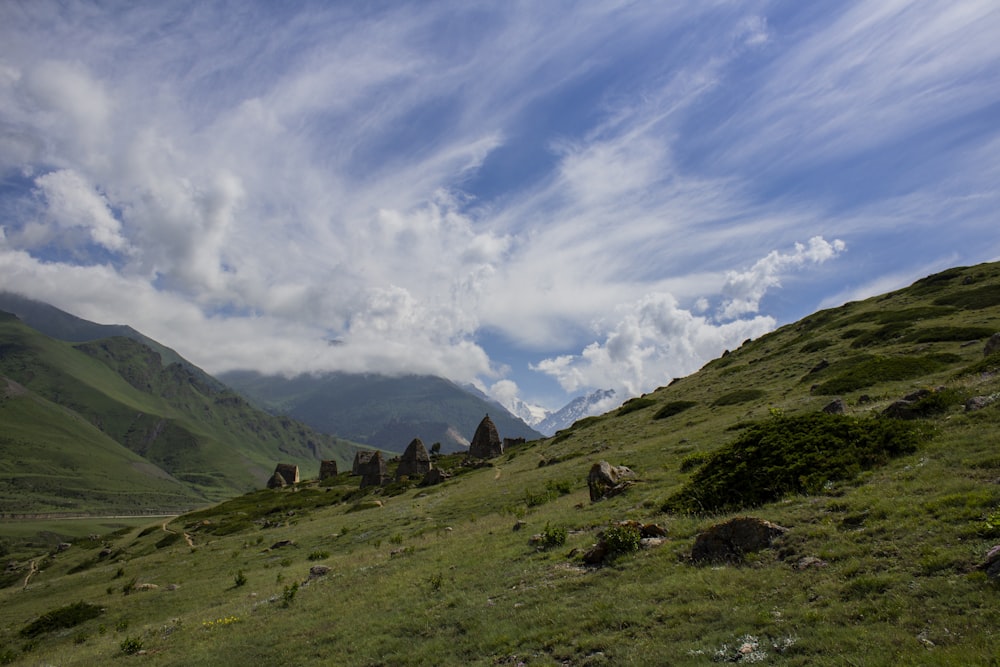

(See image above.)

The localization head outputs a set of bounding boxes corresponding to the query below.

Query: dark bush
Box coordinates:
[812,355,947,395]
[849,323,912,348]
[617,397,657,416]
[653,400,697,420]
[901,326,996,343]
[799,339,833,353]
[934,285,1000,310]
[662,413,922,514]
[20,601,103,638]
[603,523,642,558]
[712,389,766,407]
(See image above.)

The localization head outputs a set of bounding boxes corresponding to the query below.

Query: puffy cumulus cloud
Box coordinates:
[533,237,846,400]
[532,292,775,397]
[719,236,845,319]
[31,169,128,252]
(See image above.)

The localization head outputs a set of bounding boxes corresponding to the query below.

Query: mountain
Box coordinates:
[0,301,363,512]
[221,371,542,453]
[535,388,617,435]
[3,261,1000,665]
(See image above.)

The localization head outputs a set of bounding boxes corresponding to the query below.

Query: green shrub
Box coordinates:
[233,570,247,587]
[812,355,947,395]
[901,326,995,343]
[617,397,657,416]
[799,339,833,353]
[119,636,143,655]
[662,413,922,514]
[849,322,912,348]
[652,400,697,420]
[308,550,331,560]
[679,451,710,472]
[603,523,641,559]
[545,479,573,496]
[933,285,1000,310]
[281,582,299,608]
[711,389,766,407]
[540,522,567,549]
[20,601,103,638]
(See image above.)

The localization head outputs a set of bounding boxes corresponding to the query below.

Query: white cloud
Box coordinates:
[32,169,128,252]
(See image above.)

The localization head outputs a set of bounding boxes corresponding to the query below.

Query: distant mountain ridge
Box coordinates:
[221,370,542,453]
[536,388,618,435]
[0,297,364,513]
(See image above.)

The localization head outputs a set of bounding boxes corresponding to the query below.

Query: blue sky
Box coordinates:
[1,1,998,415]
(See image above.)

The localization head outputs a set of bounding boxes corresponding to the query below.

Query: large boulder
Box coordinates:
[359,452,388,489]
[395,438,432,481]
[980,545,1000,579]
[691,516,787,563]
[822,398,846,414]
[468,414,503,459]
[587,461,636,501]
[421,468,451,487]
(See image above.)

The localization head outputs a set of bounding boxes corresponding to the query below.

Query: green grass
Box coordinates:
[2,261,1000,665]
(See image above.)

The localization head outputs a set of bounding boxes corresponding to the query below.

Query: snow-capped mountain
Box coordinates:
[535,388,617,436]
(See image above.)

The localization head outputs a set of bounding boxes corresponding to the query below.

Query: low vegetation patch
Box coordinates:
[934,284,1000,310]
[811,355,948,395]
[616,397,657,416]
[663,413,923,514]
[20,601,103,638]
[652,400,697,420]
[711,389,766,407]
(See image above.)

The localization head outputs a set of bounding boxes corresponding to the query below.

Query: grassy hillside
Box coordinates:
[0,314,364,507]
[2,262,1000,665]
[221,371,541,453]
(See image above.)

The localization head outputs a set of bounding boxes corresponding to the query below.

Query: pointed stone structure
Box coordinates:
[359,451,388,489]
[395,438,432,481]
[352,450,375,475]
[319,460,338,480]
[267,463,299,489]
[468,414,503,459]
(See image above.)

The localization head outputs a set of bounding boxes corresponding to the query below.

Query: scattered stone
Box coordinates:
[468,414,503,459]
[640,537,667,549]
[309,565,331,579]
[267,463,299,489]
[98,547,114,559]
[967,395,998,412]
[269,539,295,550]
[359,451,388,488]
[882,389,934,419]
[420,468,451,486]
[985,333,1000,357]
[165,584,180,591]
[582,541,608,566]
[822,398,847,414]
[395,438,433,481]
[795,556,828,570]
[980,545,1000,579]
[640,523,668,538]
[587,460,636,501]
[512,520,527,532]
[691,516,788,563]
[319,460,338,480]
[352,450,375,475]
[348,499,384,512]
[135,583,159,591]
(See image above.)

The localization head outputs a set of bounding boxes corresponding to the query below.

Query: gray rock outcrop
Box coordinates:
[468,414,503,459]
[985,333,1000,357]
[587,460,636,501]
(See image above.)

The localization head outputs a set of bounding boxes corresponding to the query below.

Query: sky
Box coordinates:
[1,1,999,416]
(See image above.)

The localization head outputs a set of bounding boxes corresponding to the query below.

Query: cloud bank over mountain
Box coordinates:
[1,1,997,411]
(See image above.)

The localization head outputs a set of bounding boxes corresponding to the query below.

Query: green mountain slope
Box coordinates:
[0,311,363,507]
[2,262,1000,666]
[221,370,542,453]
[0,376,201,515]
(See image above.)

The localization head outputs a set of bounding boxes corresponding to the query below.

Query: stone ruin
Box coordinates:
[352,450,375,475]
[503,437,525,449]
[359,451,388,489]
[266,463,299,489]
[319,460,338,480]
[395,438,432,481]
[468,414,503,459]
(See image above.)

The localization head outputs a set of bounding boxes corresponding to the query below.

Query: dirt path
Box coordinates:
[161,520,195,548]
[22,560,38,590]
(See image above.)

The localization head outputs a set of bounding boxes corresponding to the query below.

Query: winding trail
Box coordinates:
[22,560,38,590]
[161,520,195,548]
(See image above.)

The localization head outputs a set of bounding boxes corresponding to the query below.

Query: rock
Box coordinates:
[395,438,433,481]
[980,545,1000,579]
[348,499,384,512]
[691,516,788,563]
[587,461,636,501]
[57,542,72,552]
[468,414,503,459]
[582,541,608,565]
[352,450,375,475]
[420,468,451,486]
[640,537,666,549]
[512,520,527,532]
[808,359,830,375]
[966,395,997,412]
[359,451,388,488]
[270,539,295,550]
[319,460,338,480]
[267,463,299,488]
[640,523,668,538]
[985,333,1000,357]
[795,556,828,570]
[308,565,331,579]
[822,398,846,414]
[135,583,159,591]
